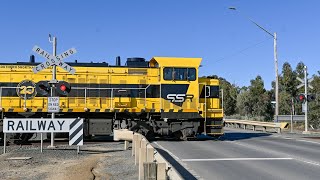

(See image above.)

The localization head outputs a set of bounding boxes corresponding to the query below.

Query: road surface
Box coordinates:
[152,128,320,180]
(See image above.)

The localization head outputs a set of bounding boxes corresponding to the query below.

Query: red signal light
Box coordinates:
[60,84,66,91]
[299,95,305,101]
[296,94,306,103]
[56,81,71,96]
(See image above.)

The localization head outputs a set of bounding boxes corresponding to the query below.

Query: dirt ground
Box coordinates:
[0,142,137,180]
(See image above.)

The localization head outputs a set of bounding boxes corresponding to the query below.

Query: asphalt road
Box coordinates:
[152,128,320,180]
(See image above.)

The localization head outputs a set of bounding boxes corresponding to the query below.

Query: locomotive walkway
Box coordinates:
[152,128,320,180]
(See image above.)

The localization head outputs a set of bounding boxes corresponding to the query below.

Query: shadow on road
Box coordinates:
[219,131,272,141]
[154,147,197,180]
[152,131,272,142]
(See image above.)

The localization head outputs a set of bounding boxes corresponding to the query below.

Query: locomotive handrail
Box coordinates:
[0,85,153,110]
[75,85,151,109]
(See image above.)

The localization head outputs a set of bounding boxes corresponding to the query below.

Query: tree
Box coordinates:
[248,76,273,120]
[249,75,265,97]
[235,75,273,120]
[252,92,272,120]
[295,61,306,79]
[279,91,292,115]
[281,62,298,96]
[308,74,320,128]
[219,78,237,115]
[277,62,298,115]
[236,89,252,118]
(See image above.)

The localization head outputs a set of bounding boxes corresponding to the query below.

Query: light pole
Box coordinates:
[229,7,279,118]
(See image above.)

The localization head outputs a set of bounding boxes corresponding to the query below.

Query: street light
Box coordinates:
[229,7,279,118]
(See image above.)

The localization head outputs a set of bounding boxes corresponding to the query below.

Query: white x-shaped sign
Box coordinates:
[296,77,314,89]
[32,45,76,74]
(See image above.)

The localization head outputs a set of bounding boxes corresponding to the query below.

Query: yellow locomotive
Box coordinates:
[0,56,223,141]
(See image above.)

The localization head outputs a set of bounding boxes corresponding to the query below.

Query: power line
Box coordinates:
[214,37,273,64]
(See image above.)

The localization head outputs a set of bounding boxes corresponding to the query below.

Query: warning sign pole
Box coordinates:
[31,35,76,148]
[49,35,57,148]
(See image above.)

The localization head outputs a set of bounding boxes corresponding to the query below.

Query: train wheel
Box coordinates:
[173,130,194,141]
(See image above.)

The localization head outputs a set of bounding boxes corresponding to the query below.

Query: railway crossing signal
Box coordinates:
[35,81,71,97]
[296,93,316,103]
[295,65,314,134]
[31,35,77,147]
[32,45,77,74]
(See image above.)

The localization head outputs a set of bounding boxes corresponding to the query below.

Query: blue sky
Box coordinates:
[1,0,319,89]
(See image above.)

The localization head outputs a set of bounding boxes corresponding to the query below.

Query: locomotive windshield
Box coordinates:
[163,67,196,81]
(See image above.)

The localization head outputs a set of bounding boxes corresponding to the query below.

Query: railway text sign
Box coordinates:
[3,118,71,133]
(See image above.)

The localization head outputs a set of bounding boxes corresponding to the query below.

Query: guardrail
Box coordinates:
[114,129,182,180]
[274,115,305,122]
[224,119,289,133]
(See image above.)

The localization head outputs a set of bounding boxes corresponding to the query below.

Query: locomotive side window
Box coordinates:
[187,68,196,81]
[163,67,196,81]
[210,86,219,98]
[164,67,173,80]
[174,68,187,80]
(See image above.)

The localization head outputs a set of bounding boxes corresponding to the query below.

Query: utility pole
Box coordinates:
[229,7,279,118]
[274,33,279,117]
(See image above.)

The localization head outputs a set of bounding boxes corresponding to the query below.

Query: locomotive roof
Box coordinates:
[0,62,111,67]
[150,57,202,68]
[0,57,202,68]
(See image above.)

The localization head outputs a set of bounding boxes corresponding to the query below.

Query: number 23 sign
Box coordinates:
[16,80,37,99]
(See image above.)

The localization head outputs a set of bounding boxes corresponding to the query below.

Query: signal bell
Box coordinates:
[56,81,71,96]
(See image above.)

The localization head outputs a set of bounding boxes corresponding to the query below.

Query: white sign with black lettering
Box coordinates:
[32,45,76,74]
[3,118,69,133]
[48,97,60,113]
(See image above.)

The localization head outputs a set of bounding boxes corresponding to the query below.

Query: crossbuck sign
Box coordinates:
[296,77,313,89]
[32,45,76,74]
